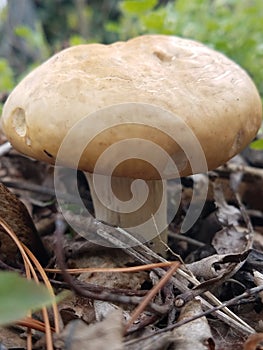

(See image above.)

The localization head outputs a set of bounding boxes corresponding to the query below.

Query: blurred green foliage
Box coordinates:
[14,24,50,60]
[0,271,60,326]
[33,0,120,46]
[0,0,262,108]
[0,58,14,91]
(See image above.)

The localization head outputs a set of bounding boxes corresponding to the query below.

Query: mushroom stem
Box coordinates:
[85,173,167,256]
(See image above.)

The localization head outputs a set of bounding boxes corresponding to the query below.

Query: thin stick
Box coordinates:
[2,180,88,205]
[18,317,56,332]
[124,262,180,334]
[0,219,54,350]
[45,261,175,274]
[97,226,255,334]
[23,245,61,334]
[217,163,263,180]
[125,284,263,347]
[0,141,12,157]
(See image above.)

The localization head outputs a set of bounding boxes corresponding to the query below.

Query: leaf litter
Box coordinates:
[1,137,263,349]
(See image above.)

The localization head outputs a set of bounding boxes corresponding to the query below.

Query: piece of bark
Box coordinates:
[0,183,49,266]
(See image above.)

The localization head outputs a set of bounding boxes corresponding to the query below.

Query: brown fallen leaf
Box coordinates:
[0,325,27,349]
[243,333,263,350]
[54,309,123,350]
[212,180,253,255]
[171,299,215,350]
[0,183,49,266]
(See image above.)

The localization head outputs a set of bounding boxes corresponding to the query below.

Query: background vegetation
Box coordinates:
[0,0,262,110]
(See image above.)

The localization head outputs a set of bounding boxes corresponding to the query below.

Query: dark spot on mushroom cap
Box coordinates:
[44,149,54,158]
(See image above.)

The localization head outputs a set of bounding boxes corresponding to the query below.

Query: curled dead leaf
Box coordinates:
[0,183,49,266]
[172,300,215,350]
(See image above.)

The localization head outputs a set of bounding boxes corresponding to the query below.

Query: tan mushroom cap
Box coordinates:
[1,35,262,179]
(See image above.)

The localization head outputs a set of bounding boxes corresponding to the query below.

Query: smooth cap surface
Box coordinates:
[1,35,262,179]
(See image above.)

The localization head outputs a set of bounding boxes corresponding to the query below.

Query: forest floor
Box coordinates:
[1,129,263,350]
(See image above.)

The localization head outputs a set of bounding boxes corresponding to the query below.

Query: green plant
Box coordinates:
[0,58,15,115]
[0,272,58,325]
[0,58,14,91]
[14,24,50,67]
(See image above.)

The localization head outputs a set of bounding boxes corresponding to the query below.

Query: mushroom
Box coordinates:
[1,35,262,256]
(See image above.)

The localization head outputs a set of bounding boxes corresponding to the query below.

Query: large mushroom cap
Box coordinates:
[1,35,262,179]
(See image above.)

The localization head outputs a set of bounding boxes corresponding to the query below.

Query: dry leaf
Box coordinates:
[0,183,48,265]
[171,299,214,350]
[54,309,124,350]
[212,226,251,255]
[124,332,173,350]
[214,184,241,226]
[0,325,27,348]
[243,333,263,350]
[253,271,263,304]
[94,300,130,323]
[212,180,253,255]
[187,251,250,282]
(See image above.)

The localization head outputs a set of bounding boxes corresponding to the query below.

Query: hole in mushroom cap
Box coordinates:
[11,107,27,137]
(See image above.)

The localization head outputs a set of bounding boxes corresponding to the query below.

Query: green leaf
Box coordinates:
[69,35,87,46]
[0,58,15,91]
[120,0,158,14]
[105,21,121,34]
[0,272,57,326]
[250,139,263,150]
[14,25,50,60]
[14,25,33,41]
